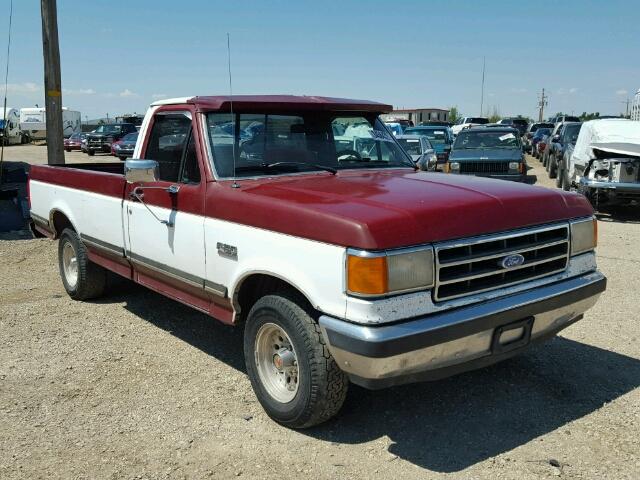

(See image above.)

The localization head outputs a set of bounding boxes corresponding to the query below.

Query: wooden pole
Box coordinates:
[40,0,64,164]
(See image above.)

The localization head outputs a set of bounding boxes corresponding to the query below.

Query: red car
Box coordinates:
[110,138,124,156]
[64,132,84,152]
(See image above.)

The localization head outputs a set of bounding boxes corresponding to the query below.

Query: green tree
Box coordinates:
[448,106,460,124]
[488,105,501,123]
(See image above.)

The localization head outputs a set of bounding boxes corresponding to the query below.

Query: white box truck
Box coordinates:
[19,107,81,140]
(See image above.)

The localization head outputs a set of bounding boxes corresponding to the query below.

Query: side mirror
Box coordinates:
[125,159,159,184]
[552,134,560,142]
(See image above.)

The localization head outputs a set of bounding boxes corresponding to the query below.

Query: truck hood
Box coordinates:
[450,148,522,162]
[211,169,592,250]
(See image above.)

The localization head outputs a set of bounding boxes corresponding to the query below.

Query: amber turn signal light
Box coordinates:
[347,255,388,295]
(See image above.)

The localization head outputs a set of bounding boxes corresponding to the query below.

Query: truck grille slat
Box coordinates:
[459,162,509,174]
[434,223,569,301]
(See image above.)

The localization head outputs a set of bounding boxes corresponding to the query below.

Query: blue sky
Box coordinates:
[2,0,638,119]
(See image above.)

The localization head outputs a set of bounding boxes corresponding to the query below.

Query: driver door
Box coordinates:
[124,109,208,311]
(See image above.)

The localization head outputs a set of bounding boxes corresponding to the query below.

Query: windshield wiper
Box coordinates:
[266,161,337,175]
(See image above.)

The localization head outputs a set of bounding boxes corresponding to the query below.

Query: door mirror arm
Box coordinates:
[129,184,180,227]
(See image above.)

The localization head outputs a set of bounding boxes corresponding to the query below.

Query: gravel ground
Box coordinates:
[1,147,639,479]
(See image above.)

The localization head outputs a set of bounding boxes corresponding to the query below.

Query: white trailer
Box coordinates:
[632,88,640,121]
[19,107,81,140]
[0,107,23,145]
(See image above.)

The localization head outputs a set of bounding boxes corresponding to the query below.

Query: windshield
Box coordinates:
[122,132,138,142]
[405,128,448,144]
[534,128,551,137]
[563,124,581,143]
[206,113,413,178]
[94,125,122,134]
[397,138,424,155]
[453,130,521,149]
[512,119,527,126]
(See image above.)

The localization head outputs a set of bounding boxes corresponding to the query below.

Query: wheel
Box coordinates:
[543,151,549,168]
[562,170,571,191]
[118,156,126,161]
[58,228,106,300]
[556,165,564,188]
[244,293,348,429]
[87,149,95,156]
[549,156,558,179]
[65,148,71,152]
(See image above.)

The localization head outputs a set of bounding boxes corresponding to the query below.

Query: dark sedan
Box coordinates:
[531,128,552,158]
[444,127,526,182]
[112,131,138,160]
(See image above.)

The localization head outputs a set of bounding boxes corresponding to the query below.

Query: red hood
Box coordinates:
[208,169,592,250]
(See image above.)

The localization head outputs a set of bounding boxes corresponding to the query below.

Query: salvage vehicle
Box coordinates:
[445,127,527,181]
[547,122,582,181]
[395,134,437,170]
[112,131,139,161]
[29,95,605,428]
[566,119,640,207]
[85,123,137,156]
[404,125,453,164]
[451,116,489,136]
[542,123,566,170]
[524,122,554,153]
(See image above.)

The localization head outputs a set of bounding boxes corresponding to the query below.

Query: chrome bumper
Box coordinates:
[319,272,606,389]
[578,178,640,191]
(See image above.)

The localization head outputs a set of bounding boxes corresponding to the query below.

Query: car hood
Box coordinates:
[450,148,522,161]
[210,169,592,250]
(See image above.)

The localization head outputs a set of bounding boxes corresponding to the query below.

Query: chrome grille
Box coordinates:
[459,162,509,174]
[434,223,569,301]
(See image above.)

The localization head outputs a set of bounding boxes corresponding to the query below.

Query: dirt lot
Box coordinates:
[1,145,639,479]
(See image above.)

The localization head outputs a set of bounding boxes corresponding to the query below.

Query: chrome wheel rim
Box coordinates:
[62,241,78,289]
[255,322,299,403]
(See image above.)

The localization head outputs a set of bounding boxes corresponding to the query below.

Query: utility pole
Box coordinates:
[480,56,485,117]
[537,88,548,122]
[621,98,630,118]
[40,0,64,164]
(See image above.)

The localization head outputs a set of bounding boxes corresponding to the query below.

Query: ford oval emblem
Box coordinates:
[499,253,525,269]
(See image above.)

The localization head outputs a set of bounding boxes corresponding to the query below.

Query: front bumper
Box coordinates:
[319,271,605,389]
[578,179,640,205]
[455,172,526,182]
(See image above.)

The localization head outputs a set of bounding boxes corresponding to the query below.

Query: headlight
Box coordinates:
[508,161,520,170]
[570,217,597,255]
[449,162,460,171]
[113,144,121,149]
[346,247,434,297]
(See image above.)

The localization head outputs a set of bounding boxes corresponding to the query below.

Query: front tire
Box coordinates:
[87,149,95,156]
[244,293,348,429]
[58,228,106,300]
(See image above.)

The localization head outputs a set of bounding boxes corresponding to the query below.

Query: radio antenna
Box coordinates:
[227,33,239,188]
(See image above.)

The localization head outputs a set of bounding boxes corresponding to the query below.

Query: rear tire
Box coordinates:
[87,149,95,156]
[244,293,348,429]
[556,165,564,188]
[118,156,126,161]
[58,228,106,300]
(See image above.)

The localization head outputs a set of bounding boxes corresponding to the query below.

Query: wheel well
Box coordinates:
[51,210,74,238]
[234,274,313,324]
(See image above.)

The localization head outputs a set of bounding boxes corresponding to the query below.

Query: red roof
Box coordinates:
[188,95,392,113]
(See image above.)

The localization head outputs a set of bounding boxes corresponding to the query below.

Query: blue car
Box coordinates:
[403,126,453,167]
[445,127,526,182]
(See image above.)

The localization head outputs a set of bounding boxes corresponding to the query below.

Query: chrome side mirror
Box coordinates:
[124,159,159,184]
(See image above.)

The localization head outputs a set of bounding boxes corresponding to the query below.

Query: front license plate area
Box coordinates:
[491,317,534,354]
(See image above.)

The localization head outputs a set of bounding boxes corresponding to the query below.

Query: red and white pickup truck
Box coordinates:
[29,95,606,428]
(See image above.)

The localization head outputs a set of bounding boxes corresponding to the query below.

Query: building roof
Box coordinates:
[391,107,449,112]
[151,95,392,113]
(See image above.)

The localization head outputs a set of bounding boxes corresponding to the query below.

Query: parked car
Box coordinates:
[524,122,554,152]
[542,123,566,168]
[546,122,582,180]
[451,117,489,136]
[531,128,552,158]
[85,123,137,156]
[112,131,139,161]
[64,132,85,152]
[419,121,452,127]
[445,127,527,181]
[497,118,529,136]
[565,119,640,206]
[395,135,437,170]
[28,94,605,428]
[555,123,583,190]
[404,125,454,164]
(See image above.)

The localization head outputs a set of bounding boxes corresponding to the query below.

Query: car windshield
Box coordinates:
[70,133,81,140]
[0,120,5,129]
[512,119,527,126]
[206,112,413,178]
[94,125,122,133]
[453,130,520,149]
[405,128,448,144]
[123,132,138,142]
[534,128,551,137]
[468,118,489,124]
[397,138,424,155]
[563,124,581,143]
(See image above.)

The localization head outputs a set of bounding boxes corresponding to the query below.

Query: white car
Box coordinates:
[451,117,489,137]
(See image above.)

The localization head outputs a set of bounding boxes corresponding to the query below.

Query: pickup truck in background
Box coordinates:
[85,123,137,156]
[29,95,606,428]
